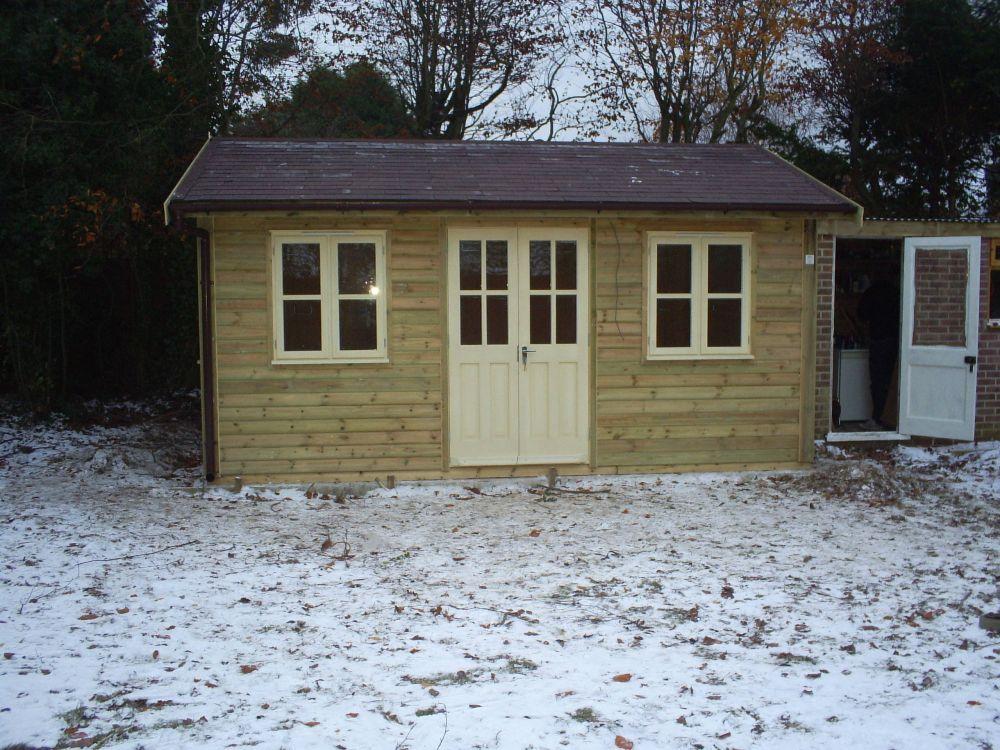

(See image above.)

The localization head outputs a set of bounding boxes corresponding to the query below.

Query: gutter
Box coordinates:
[167,198,861,216]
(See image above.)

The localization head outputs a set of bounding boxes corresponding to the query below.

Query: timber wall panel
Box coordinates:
[208,211,809,481]
[590,217,806,473]
[211,214,445,478]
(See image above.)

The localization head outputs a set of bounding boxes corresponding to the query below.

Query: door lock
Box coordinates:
[521,345,536,367]
[964,355,977,372]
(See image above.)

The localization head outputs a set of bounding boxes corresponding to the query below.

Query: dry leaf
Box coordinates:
[78,612,99,621]
[615,735,634,749]
[528,529,541,538]
[612,673,632,682]
[240,664,259,674]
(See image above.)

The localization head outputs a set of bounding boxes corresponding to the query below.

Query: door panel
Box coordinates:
[516,229,590,463]
[448,229,519,465]
[899,236,980,440]
[448,227,590,466]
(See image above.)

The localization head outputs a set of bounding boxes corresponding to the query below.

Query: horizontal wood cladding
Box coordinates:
[210,213,445,479]
[208,211,808,481]
[590,216,806,474]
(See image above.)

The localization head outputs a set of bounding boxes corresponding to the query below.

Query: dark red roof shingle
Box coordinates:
[166,138,858,215]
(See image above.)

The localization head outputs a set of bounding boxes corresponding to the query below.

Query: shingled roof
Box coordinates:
[165,138,859,219]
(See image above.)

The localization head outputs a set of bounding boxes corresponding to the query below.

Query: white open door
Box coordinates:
[899,236,980,440]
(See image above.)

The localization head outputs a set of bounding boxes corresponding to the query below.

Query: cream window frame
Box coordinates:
[271,231,388,364]
[647,232,752,360]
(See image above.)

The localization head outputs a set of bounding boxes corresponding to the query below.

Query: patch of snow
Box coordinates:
[0,419,997,749]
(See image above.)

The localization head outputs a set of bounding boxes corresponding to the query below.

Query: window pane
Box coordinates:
[707,244,742,293]
[282,243,321,295]
[283,300,322,351]
[655,299,690,348]
[707,299,742,347]
[460,240,481,290]
[530,240,551,290]
[460,295,482,345]
[337,243,376,294]
[912,247,967,347]
[657,244,692,294]
[555,295,576,344]
[530,295,551,344]
[486,296,508,345]
[555,241,577,290]
[339,299,378,350]
[485,241,508,290]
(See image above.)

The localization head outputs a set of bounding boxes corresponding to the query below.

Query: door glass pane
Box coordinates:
[530,240,551,290]
[707,299,742,347]
[530,295,551,344]
[657,244,692,294]
[485,241,508,290]
[707,244,742,293]
[555,241,577,290]
[912,247,967,347]
[338,243,376,294]
[655,299,690,348]
[282,243,321,295]
[283,300,322,351]
[555,295,576,344]
[460,295,482,345]
[486,296,508,345]
[339,299,378,350]
[460,240,481,290]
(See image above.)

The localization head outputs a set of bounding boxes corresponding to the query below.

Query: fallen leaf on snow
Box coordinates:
[240,664,259,674]
[615,735,634,749]
[612,673,632,682]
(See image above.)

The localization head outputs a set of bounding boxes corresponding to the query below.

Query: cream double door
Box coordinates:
[447,227,589,466]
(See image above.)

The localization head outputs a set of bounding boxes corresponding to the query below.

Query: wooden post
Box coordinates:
[386,474,396,490]
[546,467,558,488]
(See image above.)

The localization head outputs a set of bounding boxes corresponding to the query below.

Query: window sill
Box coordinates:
[271,357,390,366]
[645,353,755,362]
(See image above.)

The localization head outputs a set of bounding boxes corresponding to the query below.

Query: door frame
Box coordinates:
[445,224,591,467]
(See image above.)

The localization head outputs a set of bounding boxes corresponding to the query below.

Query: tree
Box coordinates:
[779,0,1000,217]
[324,0,564,138]
[0,0,198,405]
[579,0,807,143]
[237,61,417,137]
[162,0,318,135]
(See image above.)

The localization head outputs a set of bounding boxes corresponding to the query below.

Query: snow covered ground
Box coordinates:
[0,411,998,749]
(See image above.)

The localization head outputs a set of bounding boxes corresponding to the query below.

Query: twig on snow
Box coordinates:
[76,539,197,568]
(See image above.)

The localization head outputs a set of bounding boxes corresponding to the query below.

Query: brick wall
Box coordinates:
[911,249,969,347]
[814,234,835,439]
[976,238,1000,440]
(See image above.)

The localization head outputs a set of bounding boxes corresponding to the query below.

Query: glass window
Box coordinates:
[530,240,551,290]
[273,233,387,361]
[485,241,508,291]
[555,241,577,290]
[282,244,321,294]
[337,243,376,294]
[460,240,482,290]
[648,234,750,357]
[283,300,322,351]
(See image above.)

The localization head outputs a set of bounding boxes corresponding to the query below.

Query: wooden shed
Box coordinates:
[165,138,869,483]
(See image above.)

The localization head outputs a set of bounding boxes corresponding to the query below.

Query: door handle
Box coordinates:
[521,345,536,367]
[964,355,977,372]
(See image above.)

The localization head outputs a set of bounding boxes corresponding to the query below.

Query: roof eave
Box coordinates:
[168,198,860,217]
